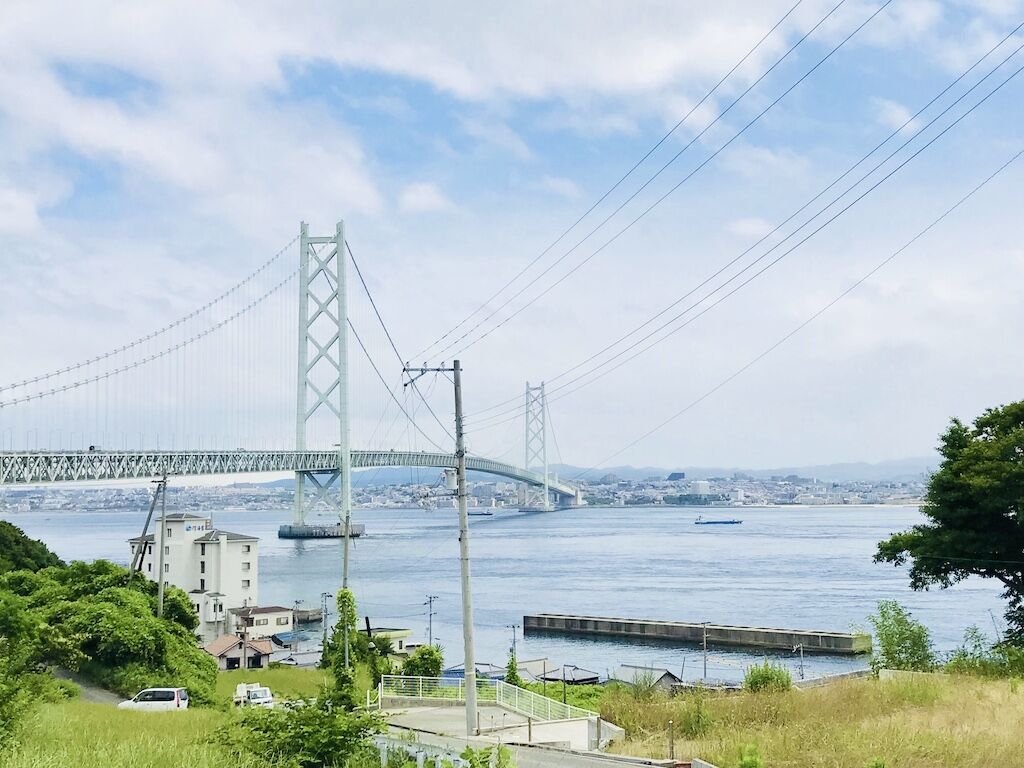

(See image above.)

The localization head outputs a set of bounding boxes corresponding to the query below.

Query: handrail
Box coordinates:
[378,675,595,722]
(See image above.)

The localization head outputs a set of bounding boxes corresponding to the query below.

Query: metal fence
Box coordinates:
[377,675,595,722]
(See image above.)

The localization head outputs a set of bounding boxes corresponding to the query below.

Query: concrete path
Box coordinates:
[384,705,527,735]
[403,729,671,768]
[51,668,123,705]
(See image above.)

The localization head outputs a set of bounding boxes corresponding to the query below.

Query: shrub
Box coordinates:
[945,626,1011,677]
[680,691,714,737]
[402,645,443,678]
[220,687,384,768]
[743,661,792,692]
[737,743,763,768]
[628,668,660,702]
[868,601,936,673]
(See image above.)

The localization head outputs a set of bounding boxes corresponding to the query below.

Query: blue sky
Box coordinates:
[1,1,1023,468]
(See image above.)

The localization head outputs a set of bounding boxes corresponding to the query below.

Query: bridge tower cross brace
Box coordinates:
[294,221,351,532]
[523,382,550,510]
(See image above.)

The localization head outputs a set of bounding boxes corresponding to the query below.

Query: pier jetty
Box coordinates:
[277,523,366,539]
[523,613,871,655]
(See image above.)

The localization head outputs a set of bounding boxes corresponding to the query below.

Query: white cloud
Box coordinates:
[539,176,581,200]
[460,117,532,160]
[873,97,919,134]
[398,182,455,213]
[728,217,774,239]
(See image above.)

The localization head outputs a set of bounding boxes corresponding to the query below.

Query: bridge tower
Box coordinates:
[522,382,550,510]
[293,221,351,532]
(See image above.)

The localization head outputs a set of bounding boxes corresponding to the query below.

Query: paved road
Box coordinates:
[52,668,123,705]
[394,728,672,768]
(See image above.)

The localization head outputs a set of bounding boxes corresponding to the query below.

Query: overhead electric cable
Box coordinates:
[468,27,1024,430]
[346,241,455,444]
[347,318,446,452]
[570,145,1024,478]
[435,0,891,361]
[411,0,807,361]
[466,19,1024,422]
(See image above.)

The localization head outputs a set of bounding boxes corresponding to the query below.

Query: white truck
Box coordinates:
[233,682,275,709]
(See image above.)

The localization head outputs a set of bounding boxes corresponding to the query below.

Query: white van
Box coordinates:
[117,688,190,711]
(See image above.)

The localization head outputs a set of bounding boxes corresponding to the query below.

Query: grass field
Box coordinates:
[215,665,334,705]
[1,699,260,768]
[604,673,1024,767]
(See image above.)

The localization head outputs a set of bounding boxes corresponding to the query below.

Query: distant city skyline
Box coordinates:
[2,2,1022,468]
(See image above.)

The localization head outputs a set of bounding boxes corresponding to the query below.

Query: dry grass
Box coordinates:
[605,674,1024,768]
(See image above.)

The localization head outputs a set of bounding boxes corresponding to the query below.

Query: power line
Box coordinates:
[346,240,455,444]
[467,25,1024,430]
[569,144,1024,479]
[347,318,446,452]
[411,0,807,362]
[434,0,891,361]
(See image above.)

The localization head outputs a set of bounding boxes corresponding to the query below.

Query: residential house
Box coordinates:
[204,634,273,670]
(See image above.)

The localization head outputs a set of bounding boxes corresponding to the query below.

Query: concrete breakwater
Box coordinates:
[523,613,871,655]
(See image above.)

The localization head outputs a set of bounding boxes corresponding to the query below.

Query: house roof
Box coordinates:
[203,634,273,657]
[610,665,682,685]
[233,606,291,618]
[165,513,207,521]
[128,533,156,543]
[536,666,599,683]
[193,529,259,542]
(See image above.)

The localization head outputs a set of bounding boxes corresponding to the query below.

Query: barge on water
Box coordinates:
[277,523,366,539]
[524,613,871,655]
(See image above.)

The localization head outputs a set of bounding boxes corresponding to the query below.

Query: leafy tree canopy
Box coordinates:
[876,401,1024,642]
[401,645,443,678]
[0,521,63,574]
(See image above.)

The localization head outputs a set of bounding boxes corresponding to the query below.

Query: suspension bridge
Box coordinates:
[0,220,579,528]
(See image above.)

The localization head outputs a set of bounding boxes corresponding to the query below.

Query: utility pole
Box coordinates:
[425,595,438,647]
[155,474,168,617]
[702,621,708,681]
[321,591,333,649]
[506,623,520,660]
[404,359,477,736]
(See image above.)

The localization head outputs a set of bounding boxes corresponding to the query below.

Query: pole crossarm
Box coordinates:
[0,450,579,499]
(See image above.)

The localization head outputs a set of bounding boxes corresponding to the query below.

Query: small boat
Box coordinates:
[468,510,494,517]
[694,515,742,525]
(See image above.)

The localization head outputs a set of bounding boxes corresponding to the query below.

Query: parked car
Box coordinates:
[233,682,275,709]
[117,688,189,711]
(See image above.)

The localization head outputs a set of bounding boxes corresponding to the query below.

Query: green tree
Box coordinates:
[504,651,524,687]
[0,521,63,574]
[401,645,443,677]
[0,590,45,749]
[867,600,935,673]
[876,401,1024,643]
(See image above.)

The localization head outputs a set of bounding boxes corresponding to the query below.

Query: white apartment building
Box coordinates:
[232,606,294,640]
[129,512,259,640]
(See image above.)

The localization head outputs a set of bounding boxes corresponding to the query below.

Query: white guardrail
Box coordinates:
[376,675,596,722]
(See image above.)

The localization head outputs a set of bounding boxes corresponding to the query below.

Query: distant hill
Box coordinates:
[547,456,938,483]
[241,456,938,488]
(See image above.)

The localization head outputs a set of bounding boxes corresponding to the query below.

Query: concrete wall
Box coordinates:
[524,614,871,655]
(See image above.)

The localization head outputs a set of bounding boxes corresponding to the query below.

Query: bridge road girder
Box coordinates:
[0,450,579,504]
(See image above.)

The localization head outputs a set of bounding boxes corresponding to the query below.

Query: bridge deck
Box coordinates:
[0,450,577,500]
